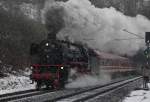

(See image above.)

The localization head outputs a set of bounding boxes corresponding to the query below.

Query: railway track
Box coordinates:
[0,76,142,102]
[50,76,142,102]
[0,89,36,98]
[0,89,53,102]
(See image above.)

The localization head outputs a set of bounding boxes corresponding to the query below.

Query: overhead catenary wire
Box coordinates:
[114,38,144,41]
[113,29,144,41]
[122,29,144,39]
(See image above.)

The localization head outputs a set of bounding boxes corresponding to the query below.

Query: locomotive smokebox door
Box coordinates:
[145,32,150,44]
[30,43,39,55]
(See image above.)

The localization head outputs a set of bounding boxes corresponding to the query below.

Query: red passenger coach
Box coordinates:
[89,50,137,79]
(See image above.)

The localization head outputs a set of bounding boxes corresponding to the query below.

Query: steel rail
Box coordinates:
[0,89,53,102]
[0,89,36,98]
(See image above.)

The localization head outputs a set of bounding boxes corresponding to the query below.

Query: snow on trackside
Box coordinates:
[0,74,35,95]
[123,83,150,102]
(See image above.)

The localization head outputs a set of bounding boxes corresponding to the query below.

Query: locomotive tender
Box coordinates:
[30,38,137,89]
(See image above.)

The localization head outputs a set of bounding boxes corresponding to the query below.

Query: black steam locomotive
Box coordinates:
[30,39,90,89]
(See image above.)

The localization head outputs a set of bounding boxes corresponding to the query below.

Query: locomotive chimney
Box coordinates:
[47,30,57,40]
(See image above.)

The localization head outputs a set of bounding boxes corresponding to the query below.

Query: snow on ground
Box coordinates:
[123,83,150,102]
[0,73,35,95]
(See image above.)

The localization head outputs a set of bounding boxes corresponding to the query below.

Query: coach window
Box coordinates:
[103,60,106,65]
[106,59,109,66]
[109,60,112,65]
[101,60,105,65]
[109,59,112,65]
[111,60,115,66]
[104,60,107,65]
[104,60,106,65]
[116,60,119,66]
[99,60,102,65]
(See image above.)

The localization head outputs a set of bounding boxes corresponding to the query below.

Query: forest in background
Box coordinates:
[0,3,47,74]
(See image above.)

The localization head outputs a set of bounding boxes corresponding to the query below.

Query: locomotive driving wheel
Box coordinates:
[60,80,65,88]
[36,81,42,90]
[46,84,50,89]
[52,79,60,90]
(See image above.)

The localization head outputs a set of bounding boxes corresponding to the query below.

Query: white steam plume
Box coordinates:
[66,74,110,88]
[43,0,150,56]
[66,68,111,88]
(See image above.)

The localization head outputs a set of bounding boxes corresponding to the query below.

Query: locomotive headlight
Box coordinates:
[30,66,33,69]
[61,66,64,70]
[46,55,49,58]
[46,43,49,46]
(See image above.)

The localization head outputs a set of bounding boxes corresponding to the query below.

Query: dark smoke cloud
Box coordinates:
[43,4,65,38]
